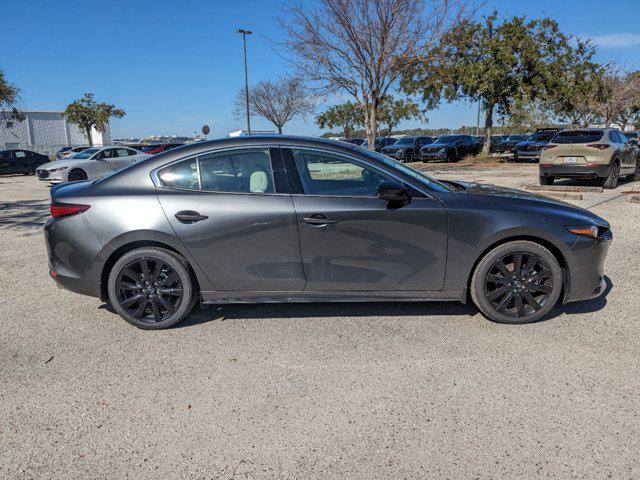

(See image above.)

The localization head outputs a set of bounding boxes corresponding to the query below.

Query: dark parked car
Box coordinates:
[45,135,611,329]
[514,129,562,162]
[380,136,434,162]
[420,135,479,162]
[140,143,184,155]
[56,146,90,159]
[0,149,49,175]
[343,138,365,146]
[362,137,397,152]
[494,134,529,154]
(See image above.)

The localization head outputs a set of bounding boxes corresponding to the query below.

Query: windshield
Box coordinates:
[553,130,603,144]
[507,135,527,141]
[364,148,452,193]
[434,135,460,144]
[394,137,415,145]
[72,148,99,159]
[528,131,556,142]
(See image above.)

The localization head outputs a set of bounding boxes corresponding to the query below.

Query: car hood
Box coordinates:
[382,145,408,151]
[38,158,95,170]
[444,180,608,225]
[425,143,455,149]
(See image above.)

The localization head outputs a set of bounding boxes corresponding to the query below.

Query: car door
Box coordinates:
[13,150,29,173]
[616,131,634,170]
[284,147,448,291]
[155,147,305,292]
[0,151,13,173]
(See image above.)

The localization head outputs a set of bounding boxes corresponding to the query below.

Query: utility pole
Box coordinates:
[236,28,252,135]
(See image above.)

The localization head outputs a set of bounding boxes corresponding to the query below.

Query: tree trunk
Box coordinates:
[277,125,283,134]
[85,126,93,146]
[365,102,377,151]
[387,123,393,137]
[344,126,350,139]
[482,103,494,156]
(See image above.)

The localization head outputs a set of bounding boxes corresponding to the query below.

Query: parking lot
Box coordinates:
[1,164,639,479]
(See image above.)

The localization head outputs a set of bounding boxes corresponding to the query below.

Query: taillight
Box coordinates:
[586,144,609,150]
[50,202,90,219]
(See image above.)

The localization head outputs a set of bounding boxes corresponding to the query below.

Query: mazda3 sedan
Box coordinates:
[44,136,611,329]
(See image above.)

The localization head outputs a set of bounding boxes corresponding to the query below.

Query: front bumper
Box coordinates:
[37,170,64,183]
[539,163,611,179]
[564,229,612,303]
[515,150,541,161]
[421,151,448,162]
[382,149,405,160]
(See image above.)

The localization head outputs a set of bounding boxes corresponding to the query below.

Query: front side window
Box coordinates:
[15,151,26,158]
[292,149,391,197]
[157,148,275,194]
[116,149,130,157]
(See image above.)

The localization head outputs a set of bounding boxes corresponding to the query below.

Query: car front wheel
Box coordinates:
[68,168,88,181]
[470,241,563,324]
[107,247,196,329]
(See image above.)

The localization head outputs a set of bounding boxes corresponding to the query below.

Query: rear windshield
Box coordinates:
[528,131,556,142]
[553,130,603,144]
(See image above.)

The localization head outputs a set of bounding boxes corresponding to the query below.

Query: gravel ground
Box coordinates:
[1,165,639,479]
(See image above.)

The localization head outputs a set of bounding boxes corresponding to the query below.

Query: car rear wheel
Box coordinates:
[107,247,196,329]
[470,241,563,324]
[68,168,88,181]
[603,161,620,189]
[539,175,554,186]
[403,151,413,163]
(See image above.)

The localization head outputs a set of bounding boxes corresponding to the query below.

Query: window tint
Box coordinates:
[157,149,275,194]
[158,158,199,190]
[116,149,130,157]
[292,149,391,197]
[199,149,274,193]
[608,131,619,144]
[553,130,604,144]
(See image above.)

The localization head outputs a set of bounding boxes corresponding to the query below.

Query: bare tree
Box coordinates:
[234,77,315,134]
[592,66,640,128]
[279,0,469,149]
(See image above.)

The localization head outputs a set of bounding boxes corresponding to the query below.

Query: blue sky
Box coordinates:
[2,0,640,138]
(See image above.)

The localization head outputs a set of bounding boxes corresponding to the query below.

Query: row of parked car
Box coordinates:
[344,135,483,162]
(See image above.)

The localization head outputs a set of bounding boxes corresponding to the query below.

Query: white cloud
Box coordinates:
[589,33,640,48]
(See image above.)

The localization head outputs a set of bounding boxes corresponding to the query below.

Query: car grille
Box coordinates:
[519,145,540,152]
[422,148,442,154]
[36,170,49,179]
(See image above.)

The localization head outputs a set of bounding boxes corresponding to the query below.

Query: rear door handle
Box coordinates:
[175,210,209,223]
[303,214,336,227]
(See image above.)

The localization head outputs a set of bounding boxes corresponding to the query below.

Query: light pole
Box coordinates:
[236,28,252,135]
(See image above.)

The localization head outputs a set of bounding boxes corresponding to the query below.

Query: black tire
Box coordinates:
[403,151,412,163]
[107,247,196,329]
[539,175,554,186]
[470,241,563,324]
[603,161,620,189]
[447,150,457,163]
[625,159,639,182]
[68,168,88,181]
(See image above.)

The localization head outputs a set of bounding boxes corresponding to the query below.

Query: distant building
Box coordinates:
[0,110,112,155]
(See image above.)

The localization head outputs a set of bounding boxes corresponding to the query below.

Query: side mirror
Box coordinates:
[377,181,411,207]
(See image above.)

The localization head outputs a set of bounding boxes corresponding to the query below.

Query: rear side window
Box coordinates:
[553,131,604,144]
[157,149,275,194]
[608,131,620,144]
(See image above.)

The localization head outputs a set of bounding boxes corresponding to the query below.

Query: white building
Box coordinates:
[0,110,112,155]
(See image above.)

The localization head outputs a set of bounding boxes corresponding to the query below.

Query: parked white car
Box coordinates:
[36,146,151,183]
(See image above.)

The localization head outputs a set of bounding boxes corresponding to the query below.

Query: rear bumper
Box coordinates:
[44,215,103,298]
[540,164,610,179]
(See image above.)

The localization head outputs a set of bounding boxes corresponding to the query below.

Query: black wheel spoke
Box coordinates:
[140,259,150,281]
[151,260,163,283]
[523,291,542,311]
[528,270,551,283]
[157,273,178,287]
[513,252,523,277]
[486,274,508,285]
[120,281,140,291]
[487,285,510,301]
[157,295,175,315]
[123,268,143,284]
[494,260,512,279]
[121,293,143,308]
[530,282,552,294]
[523,254,539,276]
[150,299,162,322]
[133,298,148,319]
[515,294,526,317]
[496,291,514,312]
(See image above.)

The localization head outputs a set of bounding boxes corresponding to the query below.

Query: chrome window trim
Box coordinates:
[151,145,280,196]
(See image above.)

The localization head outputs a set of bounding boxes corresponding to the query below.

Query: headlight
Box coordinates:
[48,167,69,173]
[566,225,608,239]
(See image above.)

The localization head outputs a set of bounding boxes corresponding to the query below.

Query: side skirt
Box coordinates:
[201,290,467,305]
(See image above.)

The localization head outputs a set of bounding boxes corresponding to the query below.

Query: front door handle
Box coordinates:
[175,210,209,224]
[303,214,336,227]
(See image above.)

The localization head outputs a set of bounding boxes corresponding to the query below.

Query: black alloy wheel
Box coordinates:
[483,252,553,319]
[68,168,88,181]
[403,151,413,163]
[108,247,195,329]
[116,257,183,324]
[471,240,563,324]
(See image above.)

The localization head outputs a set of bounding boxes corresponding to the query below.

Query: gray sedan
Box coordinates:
[44,136,611,329]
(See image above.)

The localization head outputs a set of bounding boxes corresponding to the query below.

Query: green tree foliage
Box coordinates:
[376,96,425,136]
[65,93,125,146]
[402,11,578,154]
[315,101,364,139]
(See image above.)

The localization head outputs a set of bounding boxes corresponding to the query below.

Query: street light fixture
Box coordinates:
[236,28,253,135]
